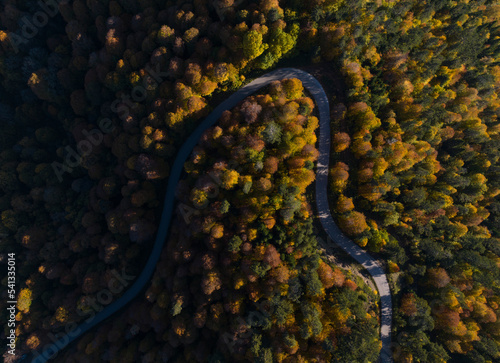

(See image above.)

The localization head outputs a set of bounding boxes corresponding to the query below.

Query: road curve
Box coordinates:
[27,68,391,362]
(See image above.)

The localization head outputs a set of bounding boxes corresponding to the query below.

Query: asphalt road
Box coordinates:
[292,69,393,363]
[27,68,392,363]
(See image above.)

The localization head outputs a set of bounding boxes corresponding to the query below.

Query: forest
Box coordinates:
[0,0,499,362]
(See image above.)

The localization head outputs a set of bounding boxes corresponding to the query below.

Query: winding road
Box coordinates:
[27,68,392,362]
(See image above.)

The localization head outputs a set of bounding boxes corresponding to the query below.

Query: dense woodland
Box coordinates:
[0,0,499,362]
[324,1,500,362]
[128,81,379,362]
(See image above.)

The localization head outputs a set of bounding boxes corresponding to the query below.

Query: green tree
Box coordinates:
[243,30,267,60]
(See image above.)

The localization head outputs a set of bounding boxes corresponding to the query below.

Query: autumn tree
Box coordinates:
[338,211,369,236]
[333,132,351,152]
[330,162,349,193]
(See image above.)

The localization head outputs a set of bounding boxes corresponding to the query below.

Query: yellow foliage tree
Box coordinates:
[221,169,239,190]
